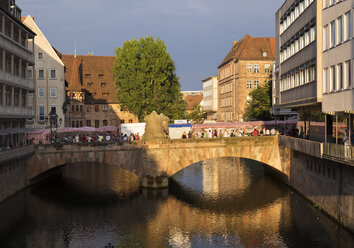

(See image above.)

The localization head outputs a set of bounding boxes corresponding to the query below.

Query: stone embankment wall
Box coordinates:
[288,150,354,233]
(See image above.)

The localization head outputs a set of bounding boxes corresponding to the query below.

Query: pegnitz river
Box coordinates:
[0,158,353,248]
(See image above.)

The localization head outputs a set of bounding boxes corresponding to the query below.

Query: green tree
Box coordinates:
[189,104,204,123]
[113,36,186,121]
[244,78,272,121]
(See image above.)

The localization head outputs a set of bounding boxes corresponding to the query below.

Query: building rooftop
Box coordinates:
[62,55,117,104]
[184,95,203,111]
[219,35,276,68]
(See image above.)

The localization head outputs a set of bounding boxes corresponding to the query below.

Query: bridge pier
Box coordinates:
[141,171,169,189]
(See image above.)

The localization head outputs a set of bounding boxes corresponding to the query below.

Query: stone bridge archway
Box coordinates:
[27,136,290,185]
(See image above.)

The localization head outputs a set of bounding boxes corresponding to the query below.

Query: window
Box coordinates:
[50,69,56,79]
[38,88,45,98]
[262,51,267,57]
[121,119,125,124]
[246,81,252,89]
[330,65,336,91]
[323,68,328,93]
[246,64,252,73]
[103,120,108,126]
[265,64,271,73]
[254,80,260,88]
[98,73,104,77]
[38,69,45,79]
[87,82,93,87]
[86,105,91,112]
[71,105,75,112]
[323,25,329,50]
[254,64,260,73]
[85,73,91,77]
[345,60,352,88]
[50,88,57,98]
[76,105,79,112]
[28,92,33,98]
[95,120,99,128]
[50,106,57,115]
[38,106,45,121]
[27,69,33,79]
[100,82,106,87]
[86,120,91,127]
[38,52,43,60]
[80,105,83,112]
[337,63,343,90]
[345,11,351,40]
[129,119,133,123]
[330,21,336,47]
[337,16,343,44]
[102,105,108,112]
[95,105,99,112]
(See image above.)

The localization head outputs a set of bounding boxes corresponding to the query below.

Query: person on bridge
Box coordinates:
[251,129,259,136]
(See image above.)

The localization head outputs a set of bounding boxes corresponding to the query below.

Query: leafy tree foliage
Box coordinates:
[244,78,272,121]
[113,37,186,121]
[188,104,204,124]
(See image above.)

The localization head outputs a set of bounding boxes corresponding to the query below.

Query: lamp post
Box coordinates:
[45,110,63,143]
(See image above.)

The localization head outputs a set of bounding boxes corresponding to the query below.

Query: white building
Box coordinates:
[0,0,35,148]
[202,75,218,121]
[23,16,65,129]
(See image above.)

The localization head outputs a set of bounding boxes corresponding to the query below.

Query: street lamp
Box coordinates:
[45,110,63,143]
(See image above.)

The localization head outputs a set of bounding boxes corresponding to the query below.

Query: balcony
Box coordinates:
[0,71,33,90]
[0,33,34,63]
[280,81,317,108]
[0,105,33,118]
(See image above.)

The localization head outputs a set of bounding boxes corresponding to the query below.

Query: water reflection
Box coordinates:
[0,158,352,248]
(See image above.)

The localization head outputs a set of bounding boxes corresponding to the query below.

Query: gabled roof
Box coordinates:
[184,95,203,111]
[218,35,275,68]
[62,55,117,104]
[22,15,63,66]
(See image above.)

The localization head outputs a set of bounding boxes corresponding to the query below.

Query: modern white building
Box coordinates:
[23,16,65,129]
[0,0,35,148]
[202,75,218,121]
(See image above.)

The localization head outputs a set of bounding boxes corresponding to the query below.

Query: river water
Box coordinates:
[0,158,353,248]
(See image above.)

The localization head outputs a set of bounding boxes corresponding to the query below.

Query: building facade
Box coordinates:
[62,55,138,129]
[22,16,66,129]
[322,0,352,113]
[202,75,218,121]
[275,0,321,118]
[0,0,35,147]
[218,35,275,122]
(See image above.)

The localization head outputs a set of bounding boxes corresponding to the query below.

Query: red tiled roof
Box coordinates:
[184,95,203,111]
[219,35,275,68]
[62,55,117,104]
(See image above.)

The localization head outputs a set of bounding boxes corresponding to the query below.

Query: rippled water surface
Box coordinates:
[0,158,353,248]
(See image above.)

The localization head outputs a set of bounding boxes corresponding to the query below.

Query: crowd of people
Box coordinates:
[182,127,278,139]
[49,132,142,144]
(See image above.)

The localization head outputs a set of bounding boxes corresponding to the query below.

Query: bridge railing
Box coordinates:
[323,143,354,162]
[0,145,35,164]
[278,135,323,158]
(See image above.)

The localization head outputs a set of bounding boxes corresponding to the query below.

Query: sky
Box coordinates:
[18,0,284,91]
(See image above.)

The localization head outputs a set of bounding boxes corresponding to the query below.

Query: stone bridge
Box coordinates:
[27,136,290,183]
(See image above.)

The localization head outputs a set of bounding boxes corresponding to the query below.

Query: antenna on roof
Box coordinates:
[233,32,236,41]
[74,41,77,58]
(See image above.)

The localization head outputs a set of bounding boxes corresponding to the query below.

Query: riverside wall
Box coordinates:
[288,150,354,233]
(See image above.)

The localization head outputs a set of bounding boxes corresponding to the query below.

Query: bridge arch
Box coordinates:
[27,136,290,186]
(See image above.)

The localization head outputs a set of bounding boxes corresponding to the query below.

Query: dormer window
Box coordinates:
[262,51,267,57]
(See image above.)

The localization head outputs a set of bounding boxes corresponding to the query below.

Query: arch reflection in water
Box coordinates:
[0,158,353,247]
